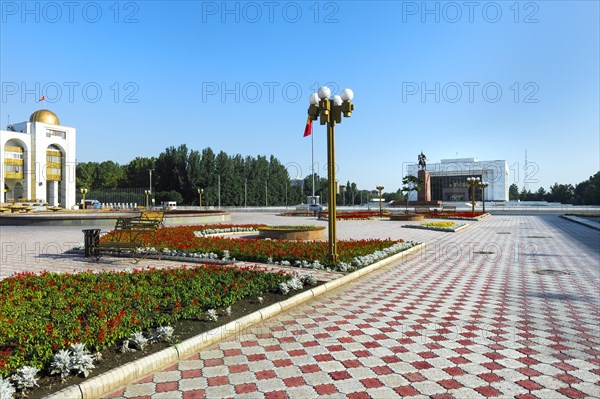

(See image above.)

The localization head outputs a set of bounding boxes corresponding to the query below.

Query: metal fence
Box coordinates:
[76,188,146,205]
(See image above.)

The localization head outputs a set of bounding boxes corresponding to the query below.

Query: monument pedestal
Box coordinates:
[418,170,431,202]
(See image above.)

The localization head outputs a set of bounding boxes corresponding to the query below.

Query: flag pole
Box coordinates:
[311,122,315,198]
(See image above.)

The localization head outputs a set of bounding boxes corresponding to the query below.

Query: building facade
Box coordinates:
[1,109,76,208]
[407,158,509,202]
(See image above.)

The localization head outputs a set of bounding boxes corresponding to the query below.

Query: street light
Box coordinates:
[197,188,203,208]
[466,177,480,214]
[307,86,354,263]
[376,185,385,216]
[80,188,88,209]
[478,181,489,213]
[148,168,155,198]
[144,189,151,208]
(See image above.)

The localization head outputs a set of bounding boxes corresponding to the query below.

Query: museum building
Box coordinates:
[0,109,76,208]
[407,158,509,202]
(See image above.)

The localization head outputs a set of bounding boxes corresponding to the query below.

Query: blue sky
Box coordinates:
[1,1,598,192]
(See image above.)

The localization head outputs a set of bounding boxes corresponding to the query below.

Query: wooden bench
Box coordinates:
[93,211,164,263]
[442,205,457,213]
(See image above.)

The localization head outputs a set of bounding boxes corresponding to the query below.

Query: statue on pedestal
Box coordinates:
[418,151,427,170]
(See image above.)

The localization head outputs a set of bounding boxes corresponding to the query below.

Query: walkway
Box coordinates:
[100,214,600,398]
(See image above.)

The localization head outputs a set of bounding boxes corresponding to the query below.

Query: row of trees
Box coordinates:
[76,145,371,206]
[508,172,600,205]
[76,146,599,206]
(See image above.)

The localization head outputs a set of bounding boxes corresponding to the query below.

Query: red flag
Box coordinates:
[303,116,313,137]
[38,96,45,102]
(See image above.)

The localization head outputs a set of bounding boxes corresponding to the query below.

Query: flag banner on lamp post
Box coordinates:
[303,116,313,137]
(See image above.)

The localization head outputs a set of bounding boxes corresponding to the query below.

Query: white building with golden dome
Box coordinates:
[1,109,76,208]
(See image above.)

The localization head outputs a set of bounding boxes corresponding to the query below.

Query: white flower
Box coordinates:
[10,366,39,390]
[50,349,72,380]
[301,274,318,286]
[207,309,219,321]
[130,331,149,350]
[0,377,16,399]
[287,276,303,290]
[278,282,290,295]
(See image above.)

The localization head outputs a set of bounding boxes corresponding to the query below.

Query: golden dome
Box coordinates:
[29,109,60,125]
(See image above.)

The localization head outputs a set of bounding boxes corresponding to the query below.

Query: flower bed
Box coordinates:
[0,265,293,382]
[278,211,389,220]
[278,211,313,217]
[93,224,416,271]
[320,211,390,220]
[402,221,468,232]
[423,212,489,221]
[258,225,325,240]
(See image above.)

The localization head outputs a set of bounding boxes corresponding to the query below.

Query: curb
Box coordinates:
[560,215,600,231]
[44,243,425,399]
[401,223,470,232]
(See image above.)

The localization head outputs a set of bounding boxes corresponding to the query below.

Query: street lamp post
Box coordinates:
[478,181,489,213]
[307,86,354,263]
[376,185,384,216]
[148,168,154,196]
[80,188,88,209]
[466,177,480,214]
[144,190,151,208]
[197,188,203,208]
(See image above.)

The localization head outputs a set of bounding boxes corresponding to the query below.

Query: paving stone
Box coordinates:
[5,215,597,399]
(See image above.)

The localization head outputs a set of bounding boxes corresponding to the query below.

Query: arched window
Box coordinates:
[46,145,63,181]
[4,141,25,179]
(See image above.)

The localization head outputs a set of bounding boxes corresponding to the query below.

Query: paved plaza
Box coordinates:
[1,213,599,398]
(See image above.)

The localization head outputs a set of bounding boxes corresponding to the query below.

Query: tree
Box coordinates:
[509,183,519,201]
[303,173,328,204]
[76,162,97,189]
[547,183,575,204]
[122,157,156,188]
[155,190,184,205]
[96,161,124,188]
[574,171,600,205]
[519,188,532,202]
[402,175,424,213]
[155,145,202,204]
[582,172,600,205]
[531,187,547,201]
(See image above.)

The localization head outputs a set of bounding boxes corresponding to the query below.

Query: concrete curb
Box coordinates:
[401,223,470,233]
[44,243,425,399]
[560,215,600,231]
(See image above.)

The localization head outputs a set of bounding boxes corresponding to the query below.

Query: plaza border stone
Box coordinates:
[44,242,425,399]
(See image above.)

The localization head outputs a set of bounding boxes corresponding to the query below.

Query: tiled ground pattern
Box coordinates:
[102,215,600,398]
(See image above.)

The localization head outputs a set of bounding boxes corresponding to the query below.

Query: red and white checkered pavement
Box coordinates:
[102,215,600,399]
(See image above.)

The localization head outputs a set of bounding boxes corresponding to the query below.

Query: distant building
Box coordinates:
[407,158,508,202]
[1,109,76,208]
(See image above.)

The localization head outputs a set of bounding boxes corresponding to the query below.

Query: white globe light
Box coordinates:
[308,93,319,105]
[318,86,331,99]
[332,95,343,106]
[340,88,354,101]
